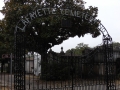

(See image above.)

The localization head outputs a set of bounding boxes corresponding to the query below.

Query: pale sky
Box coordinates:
[0,0,120,53]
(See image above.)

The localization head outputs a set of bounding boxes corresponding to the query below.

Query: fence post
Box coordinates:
[14,32,26,90]
[71,50,73,90]
[10,53,12,90]
[103,38,116,90]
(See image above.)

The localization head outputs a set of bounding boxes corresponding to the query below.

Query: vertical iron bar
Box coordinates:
[29,53,30,89]
[104,40,109,90]
[33,53,34,90]
[3,63,5,90]
[10,53,12,90]
[71,50,73,90]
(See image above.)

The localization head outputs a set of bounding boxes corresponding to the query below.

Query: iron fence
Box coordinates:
[0,46,119,90]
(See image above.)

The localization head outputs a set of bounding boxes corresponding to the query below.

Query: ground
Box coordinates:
[0,74,119,90]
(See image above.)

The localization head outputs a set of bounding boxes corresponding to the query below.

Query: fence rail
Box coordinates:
[0,48,118,90]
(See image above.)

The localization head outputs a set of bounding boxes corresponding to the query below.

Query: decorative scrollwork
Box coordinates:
[98,22,115,90]
[98,22,112,43]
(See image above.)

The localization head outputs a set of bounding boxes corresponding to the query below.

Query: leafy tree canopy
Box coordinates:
[113,42,120,49]
[66,42,90,55]
[0,0,101,54]
[0,20,13,59]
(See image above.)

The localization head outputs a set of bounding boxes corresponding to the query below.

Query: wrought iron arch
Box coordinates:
[14,10,115,90]
[97,22,115,90]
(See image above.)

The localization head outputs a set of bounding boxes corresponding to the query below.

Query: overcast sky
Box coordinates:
[0,0,120,53]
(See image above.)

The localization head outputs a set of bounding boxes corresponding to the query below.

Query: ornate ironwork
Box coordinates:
[98,22,116,90]
[14,23,116,90]
[14,32,25,90]
[13,3,116,89]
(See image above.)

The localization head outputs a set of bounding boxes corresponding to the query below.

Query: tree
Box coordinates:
[113,42,120,49]
[0,0,101,55]
[66,43,90,55]
[0,20,13,60]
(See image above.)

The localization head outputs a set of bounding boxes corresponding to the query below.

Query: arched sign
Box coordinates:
[15,7,112,42]
[15,7,98,32]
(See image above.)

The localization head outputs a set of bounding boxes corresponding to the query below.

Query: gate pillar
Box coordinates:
[103,38,116,90]
[14,32,25,90]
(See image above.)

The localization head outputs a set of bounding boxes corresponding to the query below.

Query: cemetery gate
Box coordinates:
[0,2,117,90]
[13,19,116,90]
[0,19,117,90]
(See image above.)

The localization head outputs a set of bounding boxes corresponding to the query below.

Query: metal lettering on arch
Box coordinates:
[15,8,96,32]
[14,7,116,90]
